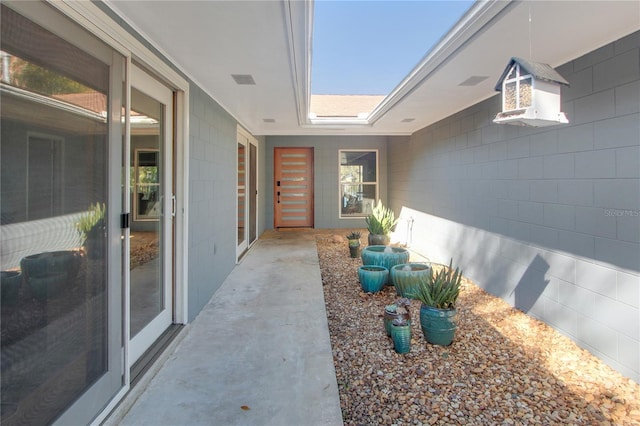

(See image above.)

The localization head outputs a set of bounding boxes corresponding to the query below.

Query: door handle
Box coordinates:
[277,191,280,204]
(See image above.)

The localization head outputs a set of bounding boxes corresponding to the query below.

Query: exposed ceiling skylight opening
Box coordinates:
[309,1,474,121]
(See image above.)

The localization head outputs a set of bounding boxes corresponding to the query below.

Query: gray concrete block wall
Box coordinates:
[188,85,238,321]
[265,135,389,229]
[388,31,640,382]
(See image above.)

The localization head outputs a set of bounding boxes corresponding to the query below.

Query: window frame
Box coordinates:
[338,149,378,219]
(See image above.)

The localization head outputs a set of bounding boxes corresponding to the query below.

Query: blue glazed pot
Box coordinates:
[390,263,431,298]
[419,304,457,346]
[358,265,388,293]
[360,246,410,284]
[391,324,411,354]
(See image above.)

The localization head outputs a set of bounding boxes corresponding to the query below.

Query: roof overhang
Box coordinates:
[103,0,640,136]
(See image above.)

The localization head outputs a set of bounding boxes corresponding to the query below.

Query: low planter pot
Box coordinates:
[419,304,458,346]
[390,323,411,354]
[348,241,361,258]
[357,265,388,293]
[368,233,390,246]
[360,246,410,285]
[390,263,431,298]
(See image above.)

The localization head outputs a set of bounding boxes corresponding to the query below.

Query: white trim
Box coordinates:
[122,54,132,387]
[283,0,313,127]
[175,88,189,325]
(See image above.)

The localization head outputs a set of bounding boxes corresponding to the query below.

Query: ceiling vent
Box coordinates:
[493,57,569,127]
[231,74,256,85]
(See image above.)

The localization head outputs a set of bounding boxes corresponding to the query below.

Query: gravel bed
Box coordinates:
[316,234,640,425]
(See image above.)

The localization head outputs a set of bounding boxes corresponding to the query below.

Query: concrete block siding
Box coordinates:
[188,85,238,321]
[388,31,640,381]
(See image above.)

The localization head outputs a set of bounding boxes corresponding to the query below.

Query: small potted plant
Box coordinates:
[365,199,398,246]
[76,202,106,259]
[410,259,462,346]
[345,231,361,258]
[390,317,411,354]
[383,297,411,336]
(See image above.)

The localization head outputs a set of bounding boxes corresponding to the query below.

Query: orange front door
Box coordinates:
[274,147,314,228]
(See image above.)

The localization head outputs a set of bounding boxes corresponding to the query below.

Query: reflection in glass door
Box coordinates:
[129,66,173,364]
[0,3,123,424]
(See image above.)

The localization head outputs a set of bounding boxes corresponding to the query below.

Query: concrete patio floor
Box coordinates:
[105,230,343,425]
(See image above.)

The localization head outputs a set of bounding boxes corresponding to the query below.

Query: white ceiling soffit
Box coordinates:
[104,1,639,136]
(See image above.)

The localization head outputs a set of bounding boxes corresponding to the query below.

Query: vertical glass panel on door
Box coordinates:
[129,88,164,338]
[0,4,110,423]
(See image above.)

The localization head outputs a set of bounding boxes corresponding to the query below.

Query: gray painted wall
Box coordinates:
[388,31,640,381]
[265,135,389,229]
[187,85,238,320]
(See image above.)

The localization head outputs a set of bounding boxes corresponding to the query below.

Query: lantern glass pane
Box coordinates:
[504,81,517,110]
[520,77,532,108]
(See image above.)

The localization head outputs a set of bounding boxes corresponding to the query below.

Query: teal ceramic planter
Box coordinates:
[390,263,431,298]
[419,304,457,346]
[360,246,410,284]
[358,265,388,293]
[391,324,411,354]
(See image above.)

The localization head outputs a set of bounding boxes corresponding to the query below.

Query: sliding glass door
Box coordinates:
[0,2,124,424]
[128,65,174,365]
[237,129,258,259]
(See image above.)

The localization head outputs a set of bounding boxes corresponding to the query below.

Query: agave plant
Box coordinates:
[365,200,398,235]
[410,259,462,310]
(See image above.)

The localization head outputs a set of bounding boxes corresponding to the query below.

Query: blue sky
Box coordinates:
[311,0,475,95]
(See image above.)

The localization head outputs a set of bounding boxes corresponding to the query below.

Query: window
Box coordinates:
[502,64,533,111]
[339,150,378,218]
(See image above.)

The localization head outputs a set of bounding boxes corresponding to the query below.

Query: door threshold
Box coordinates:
[130,324,184,387]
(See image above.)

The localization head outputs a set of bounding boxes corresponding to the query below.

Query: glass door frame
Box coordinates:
[236,127,258,261]
[128,64,174,365]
